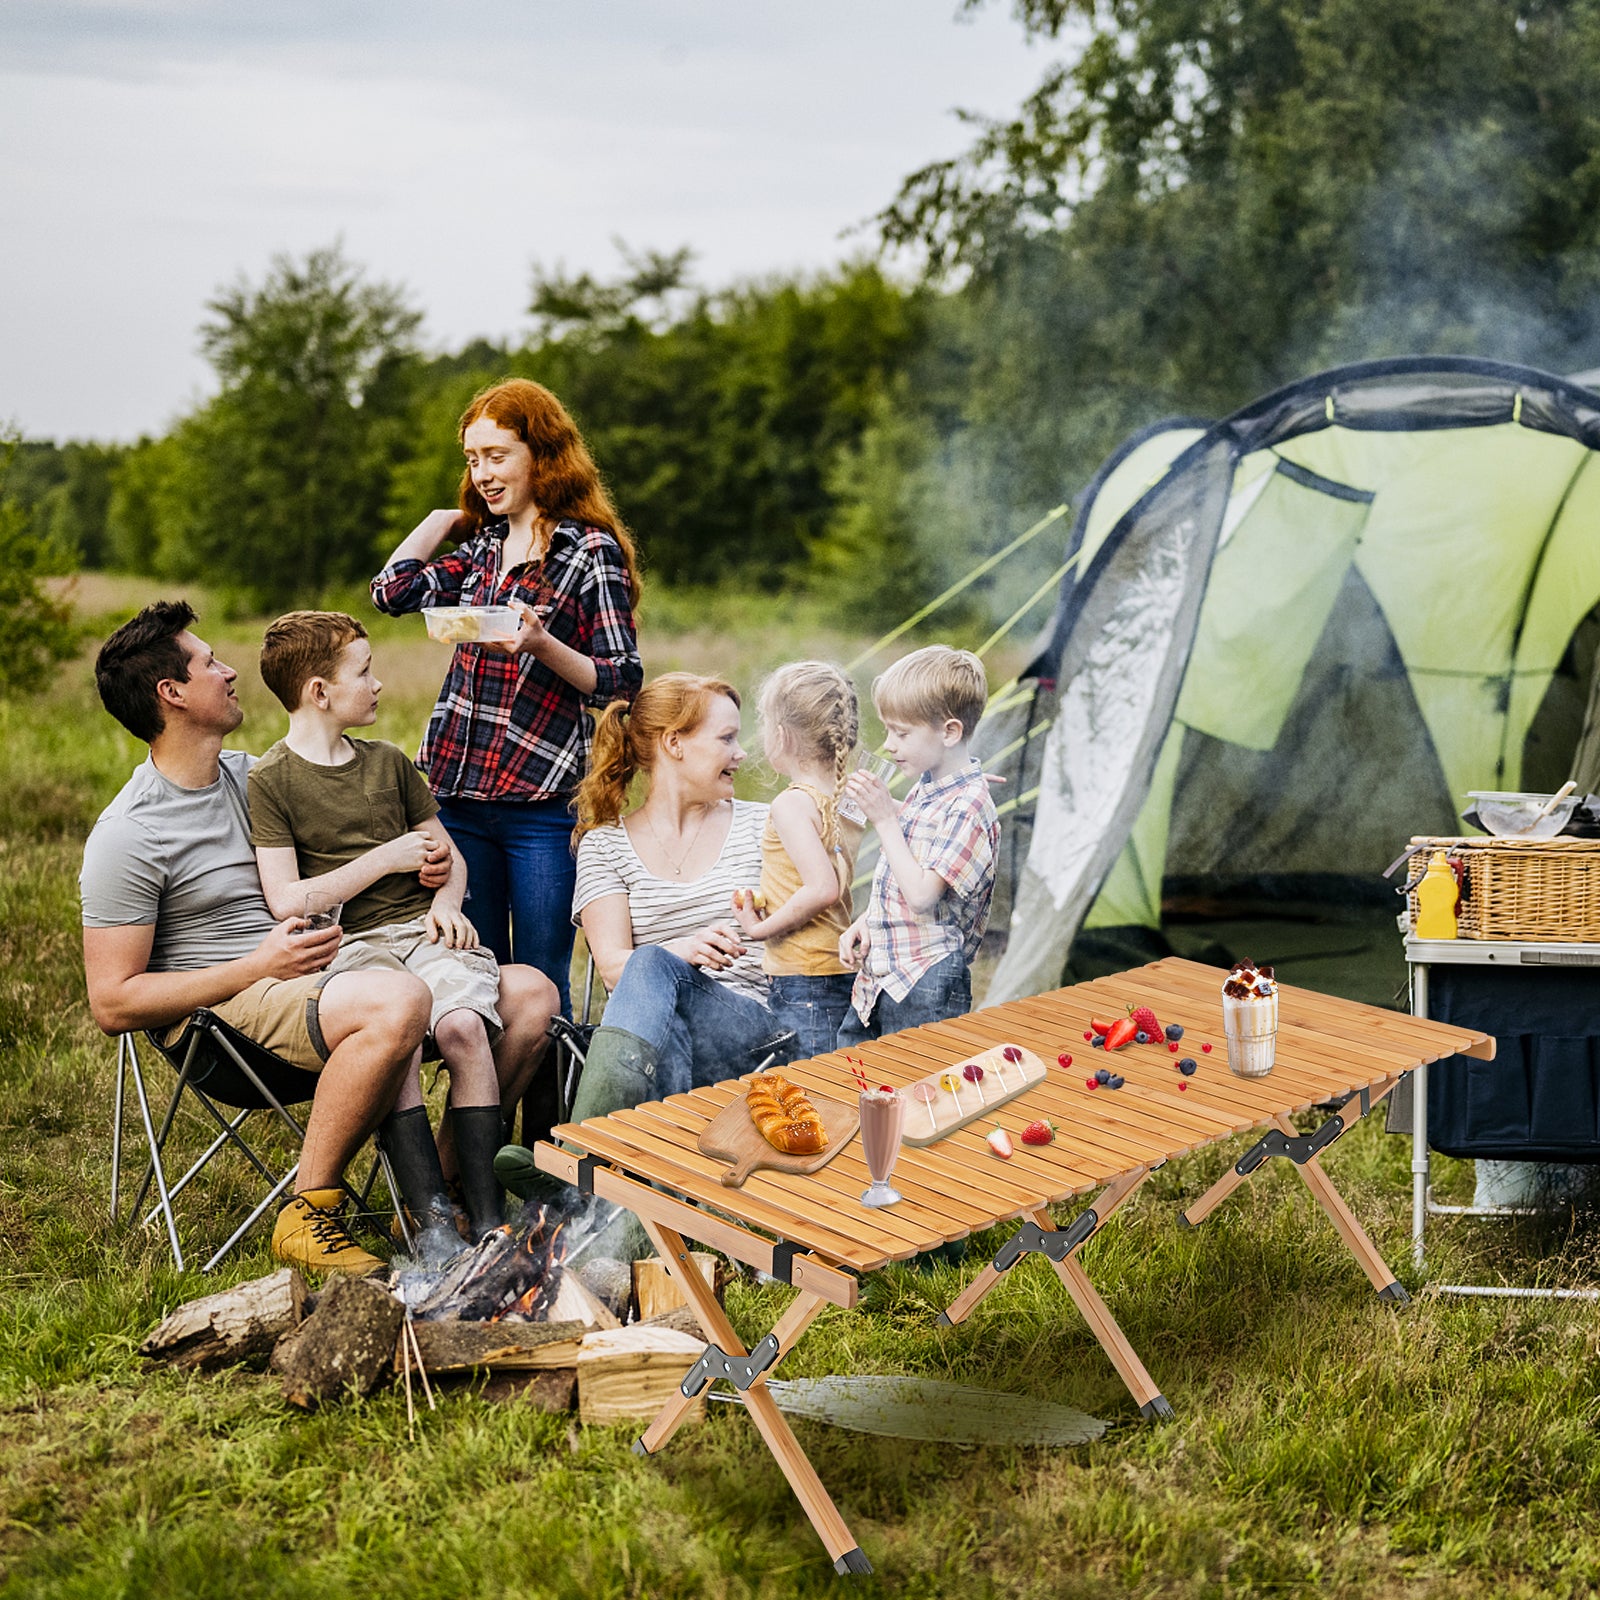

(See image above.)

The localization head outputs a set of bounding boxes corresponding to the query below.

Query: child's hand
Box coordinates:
[730,887,767,939]
[844,771,896,825]
[839,920,869,971]
[426,906,478,949]
[418,838,453,889]
[383,830,437,874]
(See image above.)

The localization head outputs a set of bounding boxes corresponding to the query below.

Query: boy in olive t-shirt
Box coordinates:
[248,611,506,1245]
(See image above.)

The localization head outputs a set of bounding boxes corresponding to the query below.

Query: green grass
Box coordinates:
[5,581,1600,1596]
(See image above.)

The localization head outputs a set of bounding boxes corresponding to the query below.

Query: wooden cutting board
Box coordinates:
[900,1043,1048,1147]
[697,1087,859,1187]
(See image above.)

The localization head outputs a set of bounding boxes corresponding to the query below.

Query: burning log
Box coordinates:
[272,1276,404,1409]
[140,1268,307,1371]
[396,1202,570,1323]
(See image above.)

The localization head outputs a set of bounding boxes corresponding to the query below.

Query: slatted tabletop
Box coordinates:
[553,957,1493,1274]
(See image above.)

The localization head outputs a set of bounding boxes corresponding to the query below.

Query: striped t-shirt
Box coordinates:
[572,799,769,1001]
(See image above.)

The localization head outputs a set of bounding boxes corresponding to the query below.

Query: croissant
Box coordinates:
[746,1074,829,1154]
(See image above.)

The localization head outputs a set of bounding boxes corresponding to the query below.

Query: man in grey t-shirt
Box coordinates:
[81,602,438,1277]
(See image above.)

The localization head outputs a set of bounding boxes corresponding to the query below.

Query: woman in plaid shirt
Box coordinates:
[371,379,643,1016]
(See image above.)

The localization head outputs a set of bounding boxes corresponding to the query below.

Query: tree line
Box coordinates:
[7,0,1600,684]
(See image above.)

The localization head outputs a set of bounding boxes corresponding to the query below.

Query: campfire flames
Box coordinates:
[394,1202,568,1323]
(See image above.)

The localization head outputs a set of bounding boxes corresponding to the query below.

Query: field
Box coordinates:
[4,580,1600,1598]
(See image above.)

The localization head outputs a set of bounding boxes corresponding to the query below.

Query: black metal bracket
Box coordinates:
[575,1154,600,1195]
[769,1240,801,1284]
[991,1208,1100,1273]
[680,1332,782,1398]
[1234,1100,1362,1178]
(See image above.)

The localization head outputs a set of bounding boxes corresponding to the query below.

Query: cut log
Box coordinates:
[272,1276,404,1409]
[630,1253,723,1325]
[400,1318,587,1375]
[547,1269,622,1331]
[140,1268,307,1371]
[576,1324,707,1427]
[638,1305,706,1337]
[476,1368,578,1410]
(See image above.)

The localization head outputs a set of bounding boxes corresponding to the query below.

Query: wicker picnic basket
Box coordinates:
[1406,835,1600,941]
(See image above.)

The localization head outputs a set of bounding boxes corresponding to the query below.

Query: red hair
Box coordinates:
[457,378,642,604]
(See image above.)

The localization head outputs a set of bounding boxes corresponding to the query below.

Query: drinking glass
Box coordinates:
[837,750,899,826]
[299,893,342,934]
[858,1086,905,1208]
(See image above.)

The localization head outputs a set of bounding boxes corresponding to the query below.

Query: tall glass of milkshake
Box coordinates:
[858,1086,905,1208]
[1221,960,1278,1078]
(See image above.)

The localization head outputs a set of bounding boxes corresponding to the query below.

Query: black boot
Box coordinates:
[377,1105,456,1250]
[450,1104,508,1240]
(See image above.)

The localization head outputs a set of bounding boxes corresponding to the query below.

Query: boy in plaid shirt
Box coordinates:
[837,646,999,1046]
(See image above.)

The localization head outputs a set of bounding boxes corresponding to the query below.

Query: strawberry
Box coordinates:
[1104,1016,1138,1051]
[1088,1016,1116,1037]
[1131,1003,1162,1039]
[986,1124,1014,1160]
[1020,1119,1056,1146]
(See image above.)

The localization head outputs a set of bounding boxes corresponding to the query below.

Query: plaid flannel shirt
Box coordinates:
[852,757,1000,1022]
[371,518,641,802]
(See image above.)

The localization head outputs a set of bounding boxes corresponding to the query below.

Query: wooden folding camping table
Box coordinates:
[532,957,1494,1575]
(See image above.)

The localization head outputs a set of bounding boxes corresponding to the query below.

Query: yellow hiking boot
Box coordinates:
[272,1189,386,1277]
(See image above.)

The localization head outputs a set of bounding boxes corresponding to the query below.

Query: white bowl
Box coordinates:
[1466,790,1579,840]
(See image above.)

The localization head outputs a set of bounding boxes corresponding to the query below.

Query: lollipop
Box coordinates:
[939,1072,963,1117]
[962,1060,988,1105]
[912,1081,940,1136]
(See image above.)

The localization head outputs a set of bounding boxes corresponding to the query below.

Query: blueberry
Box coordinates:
[1108,1074,1125,1089]
[1134,1030,1148,1044]
[1165,1023,1184,1041]
[1095,1067,1110,1085]
[1178,1057,1197,1076]
[1091,1035,1104,1048]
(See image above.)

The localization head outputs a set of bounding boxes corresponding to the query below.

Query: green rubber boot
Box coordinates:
[567,1026,661,1123]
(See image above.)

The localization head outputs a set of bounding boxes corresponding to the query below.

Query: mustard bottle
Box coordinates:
[1415,851,1459,939]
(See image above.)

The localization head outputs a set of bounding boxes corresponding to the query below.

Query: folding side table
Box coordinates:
[534,957,1492,1574]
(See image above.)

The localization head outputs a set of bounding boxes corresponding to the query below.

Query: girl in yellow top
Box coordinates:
[731,661,863,1059]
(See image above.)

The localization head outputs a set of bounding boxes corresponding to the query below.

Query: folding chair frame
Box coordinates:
[111,1018,407,1274]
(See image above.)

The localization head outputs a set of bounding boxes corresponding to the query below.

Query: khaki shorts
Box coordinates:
[328,918,503,1043]
[205,972,334,1070]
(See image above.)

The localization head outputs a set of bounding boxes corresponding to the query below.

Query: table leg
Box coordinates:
[938,1171,1169,1418]
[1411,962,1430,1273]
[1269,1113,1407,1301]
[634,1218,872,1576]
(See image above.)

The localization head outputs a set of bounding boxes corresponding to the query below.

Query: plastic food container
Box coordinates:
[423,605,521,645]
[1467,790,1580,841]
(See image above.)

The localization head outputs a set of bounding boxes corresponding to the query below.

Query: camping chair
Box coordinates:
[111,1010,408,1274]
[518,954,799,1149]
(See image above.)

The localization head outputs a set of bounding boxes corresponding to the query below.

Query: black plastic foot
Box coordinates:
[1377,1281,1411,1306]
[933,1310,953,1327]
[1139,1395,1176,1422]
[632,1437,651,1456]
[1177,1212,1193,1229]
[834,1548,874,1575]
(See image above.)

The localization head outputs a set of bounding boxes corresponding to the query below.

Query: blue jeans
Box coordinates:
[836,951,972,1049]
[435,797,576,1017]
[768,973,856,1061]
[599,944,782,1095]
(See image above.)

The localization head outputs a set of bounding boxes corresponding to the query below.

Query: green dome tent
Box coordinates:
[984,357,1600,1005]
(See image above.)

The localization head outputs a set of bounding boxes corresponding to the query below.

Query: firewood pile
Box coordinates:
[139,1208,727,1429]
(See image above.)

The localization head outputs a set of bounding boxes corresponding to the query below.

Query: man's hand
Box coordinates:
[381,830,437,875]
[730,887,767,939]
[839,918,869,971]
[665,923,747,972]
[427,906,478,949]
[484,597,550,659]
[257,917,342,978]
[418,837,452,890]
[843,771,897,825]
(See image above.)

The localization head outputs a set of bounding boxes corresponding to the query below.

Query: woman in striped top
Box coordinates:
[564,672,786,1124]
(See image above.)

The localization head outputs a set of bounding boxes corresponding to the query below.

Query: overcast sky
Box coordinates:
[1,2,1044,443]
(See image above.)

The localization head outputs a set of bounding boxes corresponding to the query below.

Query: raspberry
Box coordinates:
[1169,1041,1180,1053]
[1057,1053,1073,1069]
[1201,1042,1212,1053]
[1085,1077,1098,1090]
[1083,1030,1092,1041]
[1178,1081,1189,1091]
